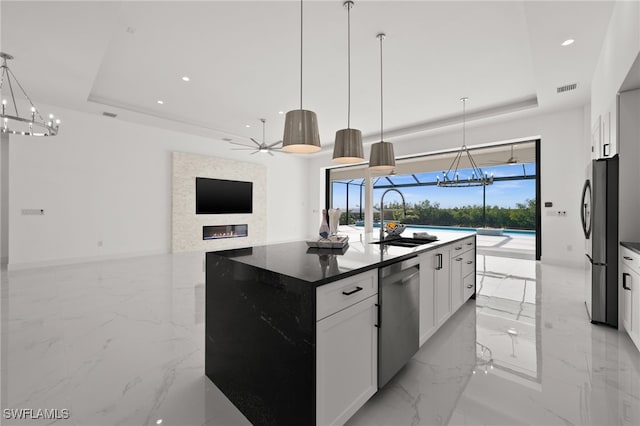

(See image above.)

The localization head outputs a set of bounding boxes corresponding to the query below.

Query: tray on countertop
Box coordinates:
[306,235,349,249]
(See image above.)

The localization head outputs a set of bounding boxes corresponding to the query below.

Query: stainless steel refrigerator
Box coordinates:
[581,155,618,327]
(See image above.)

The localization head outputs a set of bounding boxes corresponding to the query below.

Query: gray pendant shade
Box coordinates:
[369,33,395,171]
[332,0,364,164]
[333,128,364,163]
[282,109,321,153]
[369,141,396,170]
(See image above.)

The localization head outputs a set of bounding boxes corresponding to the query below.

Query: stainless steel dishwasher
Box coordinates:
[378,256,420,388]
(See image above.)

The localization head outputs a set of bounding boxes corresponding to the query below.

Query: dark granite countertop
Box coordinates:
[621,241,640,255]
[208,231,475,286]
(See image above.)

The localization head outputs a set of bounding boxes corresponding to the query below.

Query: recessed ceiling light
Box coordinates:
[245,124,251,128]
[561,39,575,46]
[157,100,164,105]
[278,111,284,115]
[182,76,190,82]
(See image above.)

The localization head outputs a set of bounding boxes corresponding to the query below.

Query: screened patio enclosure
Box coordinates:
[328,141,538,231]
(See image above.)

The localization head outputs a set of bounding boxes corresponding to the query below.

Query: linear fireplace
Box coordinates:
[203,224,248,240]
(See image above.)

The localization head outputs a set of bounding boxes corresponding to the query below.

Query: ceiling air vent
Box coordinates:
[557,83,578,94]
[102,112,117,118]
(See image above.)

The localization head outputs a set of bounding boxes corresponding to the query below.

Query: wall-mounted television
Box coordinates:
[196,177,253,214]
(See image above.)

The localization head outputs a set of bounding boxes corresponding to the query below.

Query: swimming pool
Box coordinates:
[354,222,536,236]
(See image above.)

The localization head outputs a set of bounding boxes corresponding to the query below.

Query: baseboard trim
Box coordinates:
[7,249,169,271]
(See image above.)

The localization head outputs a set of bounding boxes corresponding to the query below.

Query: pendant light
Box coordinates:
[369,33,395,171]
[332,1,364,164]
[436,97,494,187]
[282,0,321,154]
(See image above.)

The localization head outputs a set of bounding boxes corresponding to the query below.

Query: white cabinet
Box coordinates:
[419,237,476,345]
[451,252,464,310]
[450,237,476,312]
[419,251,437,345]
[621,246,640,352]
[434,247,452,327]
[593,97,619,159]
[591,116,601,160]
[316,271,378,426]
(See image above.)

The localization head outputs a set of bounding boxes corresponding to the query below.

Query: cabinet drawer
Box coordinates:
[463,272,475,301]
[317,270,378,321]
[462,250,475,277]
[621,247,640,275]
[451,237,475,255]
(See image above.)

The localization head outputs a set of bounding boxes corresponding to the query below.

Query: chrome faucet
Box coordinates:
[379,188,407,241]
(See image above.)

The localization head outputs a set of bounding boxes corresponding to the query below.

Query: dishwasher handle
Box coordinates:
[400,270,419,284]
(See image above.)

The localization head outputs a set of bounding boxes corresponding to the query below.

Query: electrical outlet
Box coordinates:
[21,209,44,215]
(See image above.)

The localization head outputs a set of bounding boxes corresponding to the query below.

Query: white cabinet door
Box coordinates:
[435,248,451,326]
[634,269,640,350]
[451,253,464,311]
[592,116,601,160]
[621,263,634,335]
[316,294,378,426]
[419,251,436,345]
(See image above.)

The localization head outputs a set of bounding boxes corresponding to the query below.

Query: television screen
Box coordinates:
[196,177,253,214]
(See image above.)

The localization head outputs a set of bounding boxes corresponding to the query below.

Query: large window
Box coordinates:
[329,141,538,231]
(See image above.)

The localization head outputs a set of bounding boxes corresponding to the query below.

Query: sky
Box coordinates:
[332,163,536,210]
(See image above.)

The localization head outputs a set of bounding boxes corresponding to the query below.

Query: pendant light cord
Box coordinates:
[379,34,384,142]
[347,3,351,128]
[462,97,466,148]
[300,0,303,110]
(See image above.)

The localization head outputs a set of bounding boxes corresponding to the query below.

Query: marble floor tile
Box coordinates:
[1,252,639,426]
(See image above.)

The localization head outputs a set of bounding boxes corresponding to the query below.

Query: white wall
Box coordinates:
[307,106,589,268]
[171,152,267,252]
[591,1,640,124]
[1,132,8,265]
[7,103,309,269]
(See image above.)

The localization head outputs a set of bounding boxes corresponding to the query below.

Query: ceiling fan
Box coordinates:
[229,118,283,156]
[487,144,520,165]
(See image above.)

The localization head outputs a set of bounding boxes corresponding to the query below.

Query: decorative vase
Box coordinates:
[328,208,341,236]
[319,209,330,239]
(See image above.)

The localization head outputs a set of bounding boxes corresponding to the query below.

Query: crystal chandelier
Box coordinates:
[437,97,492,187]
[0,52,60,137]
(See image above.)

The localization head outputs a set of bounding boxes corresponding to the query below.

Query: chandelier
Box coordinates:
[473,342,494,375]
[0,52,60,137]
[437,97,491,187]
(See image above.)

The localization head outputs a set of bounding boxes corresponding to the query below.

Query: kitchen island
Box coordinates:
[205,231,476,426]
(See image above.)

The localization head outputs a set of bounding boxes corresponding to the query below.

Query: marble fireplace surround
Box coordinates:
[172,151,266,252]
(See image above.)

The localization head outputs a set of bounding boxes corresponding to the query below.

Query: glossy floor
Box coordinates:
[1,253,639,425]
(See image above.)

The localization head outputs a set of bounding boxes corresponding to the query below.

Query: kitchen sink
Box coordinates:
[370,237,437,248]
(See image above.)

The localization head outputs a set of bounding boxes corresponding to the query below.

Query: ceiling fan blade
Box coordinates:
[268,151,274,157]
[231,148,256,151]
[229,141,255,148]
[249,138,262,148]
[267,140,283,148]
[250,150,259,155]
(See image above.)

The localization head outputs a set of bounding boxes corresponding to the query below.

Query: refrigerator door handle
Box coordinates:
[580,179,592,239]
